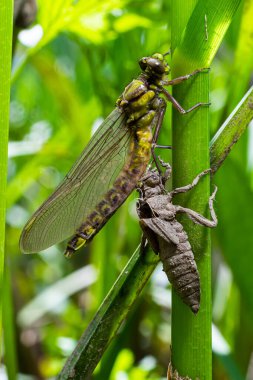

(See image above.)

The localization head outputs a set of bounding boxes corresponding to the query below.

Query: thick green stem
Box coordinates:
[171,4,211,379]
[171,5,210,378]
[171,51,211,380]
[0,0,13,355]
[171,0,241,378]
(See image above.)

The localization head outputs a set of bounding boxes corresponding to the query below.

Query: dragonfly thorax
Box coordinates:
[117,54,169,128]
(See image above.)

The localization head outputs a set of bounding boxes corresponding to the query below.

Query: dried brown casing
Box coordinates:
[137,164,217,314]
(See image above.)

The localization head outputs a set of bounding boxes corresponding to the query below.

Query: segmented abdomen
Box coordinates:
[158,220,200,314]
[65,124,152,256]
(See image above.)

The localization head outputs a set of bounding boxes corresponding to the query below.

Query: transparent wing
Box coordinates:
[20,108,131,253]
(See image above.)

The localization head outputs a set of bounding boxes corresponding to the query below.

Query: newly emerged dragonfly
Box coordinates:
[20,53,208,257]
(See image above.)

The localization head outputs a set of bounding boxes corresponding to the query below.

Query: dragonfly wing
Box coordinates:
[20,108,131,253]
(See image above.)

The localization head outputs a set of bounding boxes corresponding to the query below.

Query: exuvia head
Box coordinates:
[141,169,161,188]
[139,53,170,79]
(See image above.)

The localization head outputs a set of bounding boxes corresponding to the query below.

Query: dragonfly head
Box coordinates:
[139,53,170,79]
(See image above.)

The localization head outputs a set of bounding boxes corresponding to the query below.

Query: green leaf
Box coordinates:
[172,0,242,74]
[2,266,18,379]
[215,158,253,318]
[171,0,197,52]
[227,0,253,111]
[58,246,159,379]
[210,86,253,174]
[36,0,129,47]
[113,13,152,33]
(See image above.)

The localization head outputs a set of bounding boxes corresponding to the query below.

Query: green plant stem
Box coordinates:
[171,0,241,378]
[171,44,212,380]
[58,246,159,380]
[3,265,17,379]
[210,86,253,173]
[0,0,13,355]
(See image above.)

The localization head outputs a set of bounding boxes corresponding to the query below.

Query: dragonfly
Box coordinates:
[20,53,209,257]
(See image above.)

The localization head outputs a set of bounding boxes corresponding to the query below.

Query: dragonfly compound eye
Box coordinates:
[139,57,148,71]
[149,58,166,73]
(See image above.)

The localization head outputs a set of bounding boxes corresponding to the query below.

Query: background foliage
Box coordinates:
[2,0,253,379]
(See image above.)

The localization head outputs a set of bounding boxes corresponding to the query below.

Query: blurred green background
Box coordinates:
[2,0,253,379]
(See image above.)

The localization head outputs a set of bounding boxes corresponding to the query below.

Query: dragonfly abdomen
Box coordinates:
[65,122,153,257]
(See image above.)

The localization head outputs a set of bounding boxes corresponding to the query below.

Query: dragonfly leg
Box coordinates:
[159,87,210,114]
[154,144,172,149]
[151,144,172,173]
[162,67,210,86]
[170,168,211,197]
[156,156,172,184]
[175,186,218,228]
[151,152,162,175]
[150,99,168,173]
[152,98,167,144]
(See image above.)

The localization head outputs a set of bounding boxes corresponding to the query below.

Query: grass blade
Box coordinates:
[0,0,13,357]
[58,246,159,379]
[172,0,242,74]
[3,266,18,380]
[210,85,253,173]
